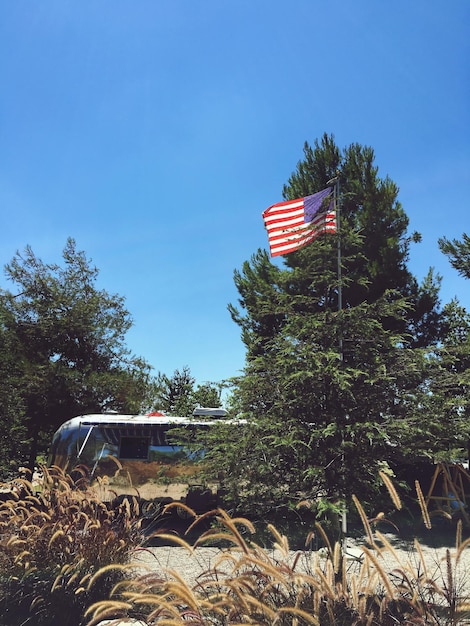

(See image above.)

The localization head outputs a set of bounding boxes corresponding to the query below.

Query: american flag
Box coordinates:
[262,187,336,257]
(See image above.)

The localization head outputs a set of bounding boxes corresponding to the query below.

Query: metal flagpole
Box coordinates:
[337,177,347,537]
[327,174,342,326]
[327,174,342,314]
[327,174,347,538]
[336,177,342,331]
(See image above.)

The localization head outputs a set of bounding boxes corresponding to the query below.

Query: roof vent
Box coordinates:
[192,407,228,418]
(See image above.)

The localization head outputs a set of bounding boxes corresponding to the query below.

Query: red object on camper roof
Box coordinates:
[146,411,165,417]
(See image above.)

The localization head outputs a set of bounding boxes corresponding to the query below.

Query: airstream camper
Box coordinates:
[48,409,231,514]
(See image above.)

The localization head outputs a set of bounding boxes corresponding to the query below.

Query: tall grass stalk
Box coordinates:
[86,485,470,626]
[0,466,147,625]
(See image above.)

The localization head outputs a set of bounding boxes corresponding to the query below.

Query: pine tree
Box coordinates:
[213,134,448,515]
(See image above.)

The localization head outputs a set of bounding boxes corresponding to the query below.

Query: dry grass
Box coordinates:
[0,466,147,626]
[1,469,470,625]
[96,458,201,483]
[85,484,470,626]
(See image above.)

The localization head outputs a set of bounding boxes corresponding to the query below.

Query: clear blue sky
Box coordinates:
[1,1,469,390]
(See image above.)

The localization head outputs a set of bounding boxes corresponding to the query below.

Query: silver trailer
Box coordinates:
[48,409,232,514]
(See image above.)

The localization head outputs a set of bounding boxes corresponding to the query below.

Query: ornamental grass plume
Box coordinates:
[86,483,470,626]
[0,466,147,626]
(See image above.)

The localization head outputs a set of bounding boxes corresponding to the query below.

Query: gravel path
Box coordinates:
[98,529,470,625]
[133,534,470,594]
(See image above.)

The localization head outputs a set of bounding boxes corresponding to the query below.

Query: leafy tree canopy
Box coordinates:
[0,238,154,469]
[0,302,29,477]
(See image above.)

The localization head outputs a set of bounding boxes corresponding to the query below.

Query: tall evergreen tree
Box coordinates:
[213,134,448,515]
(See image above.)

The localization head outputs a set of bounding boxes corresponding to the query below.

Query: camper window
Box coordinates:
[119,436,150,460]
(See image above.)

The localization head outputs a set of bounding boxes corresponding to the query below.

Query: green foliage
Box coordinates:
[419,300,470,460]
[0,303,29,477]
[224,291,432,512]
[222,134,456,515]
[152,366,223,416]
[439,232,470,279]
[0,238,153,469]
[0,467,145,625]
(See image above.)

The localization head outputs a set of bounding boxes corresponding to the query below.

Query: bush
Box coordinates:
[0,466,146,625]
